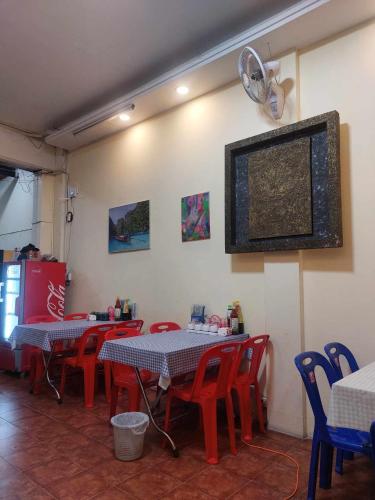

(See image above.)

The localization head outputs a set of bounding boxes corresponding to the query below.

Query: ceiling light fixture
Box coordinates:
[72,104,135,136]
[176,86,189,95]
[119,113,130,122]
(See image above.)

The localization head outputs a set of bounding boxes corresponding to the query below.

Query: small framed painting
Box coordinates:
[109,200,150,253]
[181,192,210,242]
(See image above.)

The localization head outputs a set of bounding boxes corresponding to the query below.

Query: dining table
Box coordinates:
[98,329,249,456]
[327,361,375,432]
[9,319,117,402]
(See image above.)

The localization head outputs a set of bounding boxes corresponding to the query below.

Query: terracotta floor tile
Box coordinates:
[0,406,42,423]
[79,421,113,443]
[91,486,136,499]
[219,447,270,479]
[166,483,214,499]
[27,457,84,485]
[64,411,104,429]
[230,479,283,500]
[191,465,248,498]
[0,419,23,439]
[89,457,144,485]
[119,469,183,499]
[157,453,207,481]
[256,461,298,496]
[1,373,375,500]
[0,431,39,457]
[6,443,61,471]
[46,469,113,500]
[0,469,53,499]
[0,456,19,479]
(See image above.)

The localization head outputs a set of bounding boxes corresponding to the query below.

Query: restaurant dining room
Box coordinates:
[0,1,375,499]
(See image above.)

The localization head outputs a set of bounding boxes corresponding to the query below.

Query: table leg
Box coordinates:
[134,367,179,457]
[31,341,62,404]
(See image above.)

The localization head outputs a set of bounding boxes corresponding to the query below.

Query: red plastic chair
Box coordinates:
[164,342,241,464]
[104,328,152,418]
[59,323,115,408]
[64,312,88,321]
[116,319,144,331]
[149,322,181,333]
[232,334,269,442]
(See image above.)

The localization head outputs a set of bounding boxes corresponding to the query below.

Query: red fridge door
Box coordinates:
[22,261,66,322]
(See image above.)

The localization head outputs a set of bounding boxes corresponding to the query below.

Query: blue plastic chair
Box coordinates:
[324,342,360,469]
[324,342,359,379]
[295,351,373,500]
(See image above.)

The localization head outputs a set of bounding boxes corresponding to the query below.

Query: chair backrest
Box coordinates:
[191,342,241,400]
[149,322,181,334]
[324,342,359,379]
[294,351,339,432]
[104,328,142,379]
[234,334,269,383]
[25,315,56,324]
[76,324,115,363]
[64,312,88,321]
[114,320,144,331]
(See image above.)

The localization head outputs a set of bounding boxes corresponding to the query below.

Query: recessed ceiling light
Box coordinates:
[119,113,130,121]
[176,86,189,95]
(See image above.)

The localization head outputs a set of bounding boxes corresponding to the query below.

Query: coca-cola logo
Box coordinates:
[47,281,65,321]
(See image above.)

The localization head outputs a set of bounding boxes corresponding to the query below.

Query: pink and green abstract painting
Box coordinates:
[181,192,210,242]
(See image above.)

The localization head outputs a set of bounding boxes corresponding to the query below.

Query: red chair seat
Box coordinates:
[232,334,269,442]
[104,328,150,419]
[165,342,241,464]
[59,324,116,408]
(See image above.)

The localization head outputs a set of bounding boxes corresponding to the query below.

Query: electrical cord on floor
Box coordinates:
[241,439,300,499]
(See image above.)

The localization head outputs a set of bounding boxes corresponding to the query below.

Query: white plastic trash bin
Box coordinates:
[111,412,150,461]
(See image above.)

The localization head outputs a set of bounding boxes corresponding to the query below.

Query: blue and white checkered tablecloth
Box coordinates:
[9,320,116,351]
[98,330,249,379]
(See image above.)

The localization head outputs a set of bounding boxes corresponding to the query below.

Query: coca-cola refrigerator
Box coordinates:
[0,260,66,371]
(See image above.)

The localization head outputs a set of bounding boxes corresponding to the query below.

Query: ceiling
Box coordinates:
[0,0,297,133]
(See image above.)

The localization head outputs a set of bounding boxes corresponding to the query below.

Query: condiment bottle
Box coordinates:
[114,297,121,320]
[230,307,239,335]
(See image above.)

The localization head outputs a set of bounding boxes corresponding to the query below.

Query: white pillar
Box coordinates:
[32,174,54,254]
[264,252,306,437]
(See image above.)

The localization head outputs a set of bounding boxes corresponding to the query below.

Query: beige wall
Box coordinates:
[299,21,375,432]
[66,21,375,436]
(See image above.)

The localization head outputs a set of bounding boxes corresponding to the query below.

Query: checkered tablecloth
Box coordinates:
[98,330,248,379]
[327,361,375,432]
[9,320,116,351]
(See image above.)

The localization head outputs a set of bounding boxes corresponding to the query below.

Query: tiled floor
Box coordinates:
[0,372,374,499]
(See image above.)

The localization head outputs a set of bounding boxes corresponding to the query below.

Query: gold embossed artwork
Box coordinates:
[248,137,312,240]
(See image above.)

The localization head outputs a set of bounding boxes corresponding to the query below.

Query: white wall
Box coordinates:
[65,21,375,437]
[0,171,34,249]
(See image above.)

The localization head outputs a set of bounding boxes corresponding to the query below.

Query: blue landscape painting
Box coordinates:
[109,201,150,253]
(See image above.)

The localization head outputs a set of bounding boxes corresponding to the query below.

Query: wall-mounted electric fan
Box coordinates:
[238,46,284,120]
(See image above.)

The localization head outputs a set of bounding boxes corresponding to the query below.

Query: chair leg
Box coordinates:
[319,442,334,489]
[307,436,320,500]
[104,362,112,403]
[201,399,218,465]
[128,385,141,412]
[59,363,67,399]
[164,393,173,433]
[110,384,119,419]
[237,385,252,442]
[254,380,265,433]
[335,449,344,475]
[83,364,95,408]
[225,394,237,456]
[33,355,44,395]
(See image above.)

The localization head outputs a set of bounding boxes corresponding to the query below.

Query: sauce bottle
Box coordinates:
[230,307,239,335]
